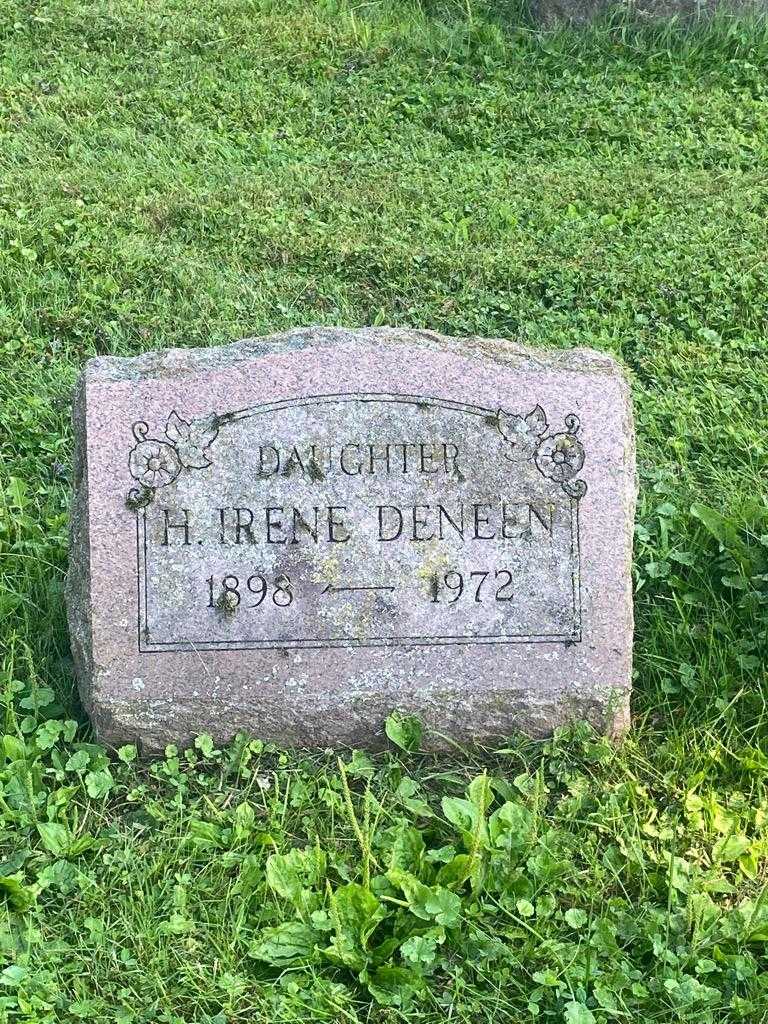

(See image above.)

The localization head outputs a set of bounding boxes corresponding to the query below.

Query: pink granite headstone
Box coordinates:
[66,327,636,753]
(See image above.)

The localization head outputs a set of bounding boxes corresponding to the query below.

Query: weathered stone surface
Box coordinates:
[66,327,636,753]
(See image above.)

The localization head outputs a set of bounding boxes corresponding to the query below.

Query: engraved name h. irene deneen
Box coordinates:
[126,395,587,653]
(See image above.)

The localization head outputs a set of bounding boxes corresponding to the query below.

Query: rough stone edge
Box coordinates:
[78,326,626,384]
[88,684,632,757]
[64,375,95,720]
[605,356,637,743]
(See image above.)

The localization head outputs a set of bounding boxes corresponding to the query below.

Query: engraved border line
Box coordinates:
[136,392,584,653]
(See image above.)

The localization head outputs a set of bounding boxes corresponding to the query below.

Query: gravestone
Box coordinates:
[66,327,636,753]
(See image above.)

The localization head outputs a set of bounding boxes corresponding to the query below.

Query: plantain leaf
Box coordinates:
[385,712,423,752]
[389,823,426,875]
[249,921,321,966]
[324,883,387,971]
[0,875,35,913]
[363,965,425,1007]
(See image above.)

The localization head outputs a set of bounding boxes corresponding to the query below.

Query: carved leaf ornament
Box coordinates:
[165,411,219,469]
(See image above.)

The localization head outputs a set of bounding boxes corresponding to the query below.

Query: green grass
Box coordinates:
[2,0,768,1020]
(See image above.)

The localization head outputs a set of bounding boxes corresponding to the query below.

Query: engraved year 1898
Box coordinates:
[206,573,294,610]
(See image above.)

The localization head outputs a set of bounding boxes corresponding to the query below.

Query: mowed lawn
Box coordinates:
[2,1,768,1021]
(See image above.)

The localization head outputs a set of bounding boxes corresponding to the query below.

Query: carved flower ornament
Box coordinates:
[129,437,180,489]
[497,405,587,498]
[127,411,219,507]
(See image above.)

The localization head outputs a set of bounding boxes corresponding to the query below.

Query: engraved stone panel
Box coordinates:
[66,328,636,752]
